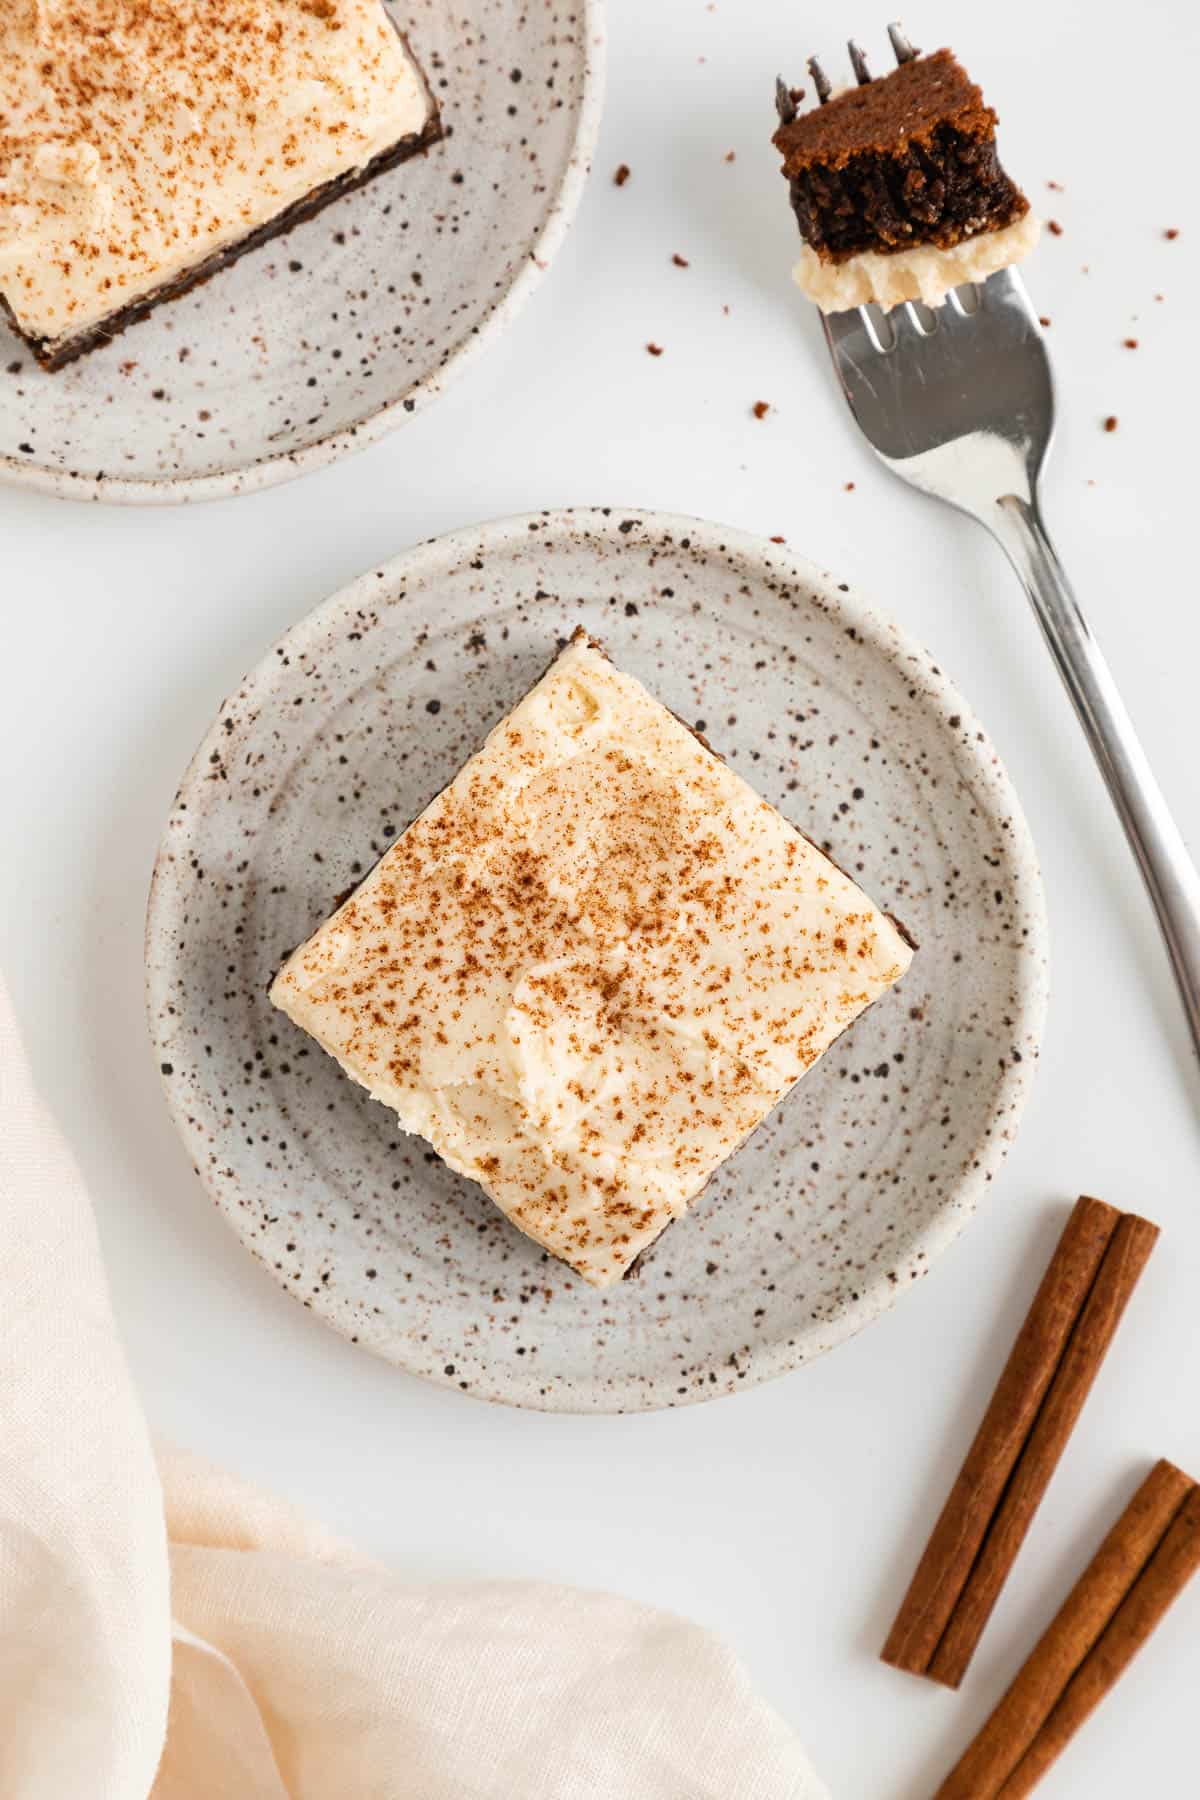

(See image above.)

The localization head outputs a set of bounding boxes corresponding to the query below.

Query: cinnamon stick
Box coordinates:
[997,1482,1200,1797]
[934,1460,1195,1799]
[928,1210,1160,1687]
[881,1197,1121,1677]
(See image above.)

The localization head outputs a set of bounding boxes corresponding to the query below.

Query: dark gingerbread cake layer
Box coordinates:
[14,113,442,372]
[773,49,1028,264]
[0,6,442,371]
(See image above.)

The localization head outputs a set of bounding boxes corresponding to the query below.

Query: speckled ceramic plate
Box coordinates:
[0,1,603,505]
[146,508,1048,1411]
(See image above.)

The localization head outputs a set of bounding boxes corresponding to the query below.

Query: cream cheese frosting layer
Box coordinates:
[270,637,915,1288]
[793,214,1041,312]
[0,0,433,348]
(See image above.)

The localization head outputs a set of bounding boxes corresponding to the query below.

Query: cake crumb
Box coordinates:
[751,400,769,419]
[1154,292,1164,302]
[1103,415,1118,433]
[724,150,736,163]
[1165,227,1179,240]
[646,342,664,357]
[672,253,690,268]
[614,163,631,187]
[1046,178,1064,191]
[844,481,856,492]
[1047,219,1063,236]
[1123,337,1138,349]
[1038,315,1051,328]
[769,535,786,544]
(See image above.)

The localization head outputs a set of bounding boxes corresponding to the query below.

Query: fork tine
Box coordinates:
[887,299,933,347]
[978,267,1027,315]
[807,56,832,104]
[821,305,885,355]
[887,22,919,63]
[904,299,938,336]
[848,40,872,85]
[820,307,864,349]
[774,75,798,126]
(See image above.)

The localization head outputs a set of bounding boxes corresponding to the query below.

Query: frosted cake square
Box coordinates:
[772,47,1036,311]
[0,0,440,368]
[270,634,915,1287]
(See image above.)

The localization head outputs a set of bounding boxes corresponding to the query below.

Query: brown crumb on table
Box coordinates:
[646,341,664,357]
[1124,337,1139,349]
[751,400,769,419]
[844,481,856,492]
[672,253,690,268]
[1046,178,1064,191]
[1038,315,1051,327]
[613,163,631,187]
[1154,292,1165,302]
[769,534,786,543]
[724,150,736,162]
[1165,227,1180,240]
[1104,415,1118,433]
[1047,219,1063,236]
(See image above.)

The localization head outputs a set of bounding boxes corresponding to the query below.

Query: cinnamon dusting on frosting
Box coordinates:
[0,0,432,348]
[270,635,914,1286]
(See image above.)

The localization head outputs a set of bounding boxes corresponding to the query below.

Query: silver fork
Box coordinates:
[787,27,1200,1068]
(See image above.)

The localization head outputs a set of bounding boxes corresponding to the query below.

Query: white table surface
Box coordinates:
[2,2,1198,1793]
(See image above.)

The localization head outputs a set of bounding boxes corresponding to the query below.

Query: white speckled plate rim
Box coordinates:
[145,506,1051,1409]
[0,0,605,507]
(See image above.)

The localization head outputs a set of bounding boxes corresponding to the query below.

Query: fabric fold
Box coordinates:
[0,976,827,1800]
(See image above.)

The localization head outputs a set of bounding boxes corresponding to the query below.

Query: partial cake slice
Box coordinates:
[270,634,915,1288]
[0,0,441,369]
[773,47,1036,311]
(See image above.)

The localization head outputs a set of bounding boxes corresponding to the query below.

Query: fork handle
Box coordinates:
[989,494,1200,1065]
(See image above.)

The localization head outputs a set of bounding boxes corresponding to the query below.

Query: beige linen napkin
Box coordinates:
[0,978,828,1800]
